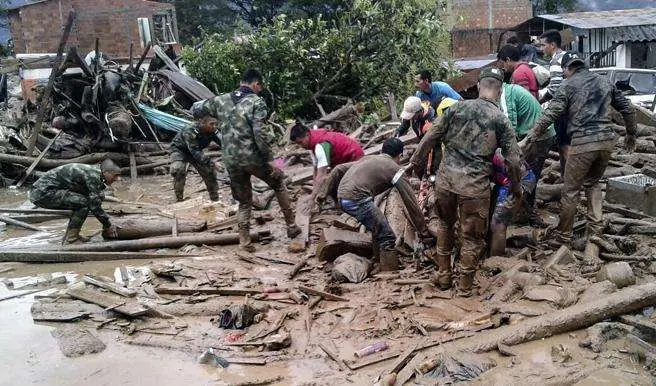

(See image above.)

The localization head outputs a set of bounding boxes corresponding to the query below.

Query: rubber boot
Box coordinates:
[174,178,185,202]
[64,228,90,244]
[431,252,452,290]
[274,189,295,226]
[208,190,219,202]
[238,227,256,253]
[379,249,399,271]
[457,272,475,297]
[287,225,302,239]
[489,226,507,257]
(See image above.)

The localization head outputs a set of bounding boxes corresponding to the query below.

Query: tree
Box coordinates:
[533,0,578,14]
[182,0,453,120]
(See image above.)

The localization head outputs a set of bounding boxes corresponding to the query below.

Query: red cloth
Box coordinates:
[511,62,539,100]
[308,129,364,166]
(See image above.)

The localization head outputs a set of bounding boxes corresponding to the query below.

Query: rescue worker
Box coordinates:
[169,105,221,202]
[497,44,540,99]
[395,96,436,138]
[409,68,522,296]
[29,159,120,244]
[538,29,569,174]
[525,52,637,248]
[415,70,463,110]
[501,82,556,227]
[318,138,433,271]
[289,122,364,211]
[200,69,301,252]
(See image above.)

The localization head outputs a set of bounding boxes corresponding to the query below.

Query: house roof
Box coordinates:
[538,8,656,30]
[606,25,656,43]
[5,0,49,11]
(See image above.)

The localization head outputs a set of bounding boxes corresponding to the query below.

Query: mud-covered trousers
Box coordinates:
[555,149,611,243]
[433,187,490,285]
[226,163,295,233]
[170,147,218,201]
[29,187,110,230]
[340,197,396,251]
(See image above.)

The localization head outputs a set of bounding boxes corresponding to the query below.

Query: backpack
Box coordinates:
[529,62,550,88]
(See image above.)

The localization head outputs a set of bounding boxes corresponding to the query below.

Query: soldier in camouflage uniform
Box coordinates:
[526,52,636,248]
[410,68,522,296]
[170,108,221,202]
[200,69,301,252]
[29,159,121,243]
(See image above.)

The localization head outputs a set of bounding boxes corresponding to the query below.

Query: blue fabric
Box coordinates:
[492,169,537,225]
[340,198,396,250]
[138,103,191,133]
[416,81,462,108]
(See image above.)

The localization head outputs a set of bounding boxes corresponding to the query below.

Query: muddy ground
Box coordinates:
[0,172,654,386]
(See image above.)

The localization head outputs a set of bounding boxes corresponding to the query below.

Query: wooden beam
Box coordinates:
[16,130,63,187]
[25,10,76,155]
[0,250,187,263]
[67,286,148,318]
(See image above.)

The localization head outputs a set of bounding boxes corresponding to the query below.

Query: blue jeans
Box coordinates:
[340,198,396,250]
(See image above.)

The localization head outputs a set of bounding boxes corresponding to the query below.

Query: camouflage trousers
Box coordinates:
[555,149,611,243]
[433,187,490,282]
[29,188,95,230]
[226,163,295,233]
[170,147,218,201]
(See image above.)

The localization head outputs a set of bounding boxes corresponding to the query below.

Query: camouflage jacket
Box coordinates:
[204,87,274,169]
[410,98,521,198]
[532,67,636,147]
[171,123,221,167]
[31,163,111,227]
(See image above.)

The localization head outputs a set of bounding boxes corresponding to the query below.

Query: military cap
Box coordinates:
[561,51,585,68]
[478,67,505,82]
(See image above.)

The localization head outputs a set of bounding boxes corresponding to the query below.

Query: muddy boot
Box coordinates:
[457,272,475,297]
[379,249,399,271]
[174,179,185,202]
[208,191,219,202]
[274,189,296,225]
[287,225,302,239]
[431,252,452,290]
[63,228,90,244]
[238,227,256,252]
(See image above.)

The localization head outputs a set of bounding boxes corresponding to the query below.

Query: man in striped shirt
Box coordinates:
[538,29,569,174]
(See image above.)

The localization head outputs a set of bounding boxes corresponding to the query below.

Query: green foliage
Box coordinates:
[182,0,453,120]
[533,0,578,14]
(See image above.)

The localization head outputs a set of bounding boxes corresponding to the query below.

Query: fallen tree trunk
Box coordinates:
[0,251,189,263]
[316,227,372,262]
[458,282,656,353]
[0,152,153,170]
[107,217,206,240]
[58,230,270,252]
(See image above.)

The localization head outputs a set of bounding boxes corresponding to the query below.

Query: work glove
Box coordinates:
[102,224,119,239]
[624,135,636,153]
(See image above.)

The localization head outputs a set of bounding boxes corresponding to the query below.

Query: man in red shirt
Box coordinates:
[498,44,539,99]
[291,123,364,211]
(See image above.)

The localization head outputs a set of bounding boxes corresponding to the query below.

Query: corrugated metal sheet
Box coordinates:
[606,25,656,43]
[539,8,656,29]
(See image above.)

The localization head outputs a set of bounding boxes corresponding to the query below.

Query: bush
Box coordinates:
[182,0,455,120]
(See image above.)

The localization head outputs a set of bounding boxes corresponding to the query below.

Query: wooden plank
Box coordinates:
[0,208,72,215]
[0,214,43,232]
[83,275,137,297]
[318,342,349,372]
[66,286,148,317]
[295,195,311,246]
[154,286,262,296]
[0,250,188,263]
[297,285,348,302]
[0,289,44,302]
[129,151,138,183]
[16,130,63,187]
[25,10,76,155]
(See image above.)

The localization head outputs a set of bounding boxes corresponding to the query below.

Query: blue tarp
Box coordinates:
[138,103,190,133]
